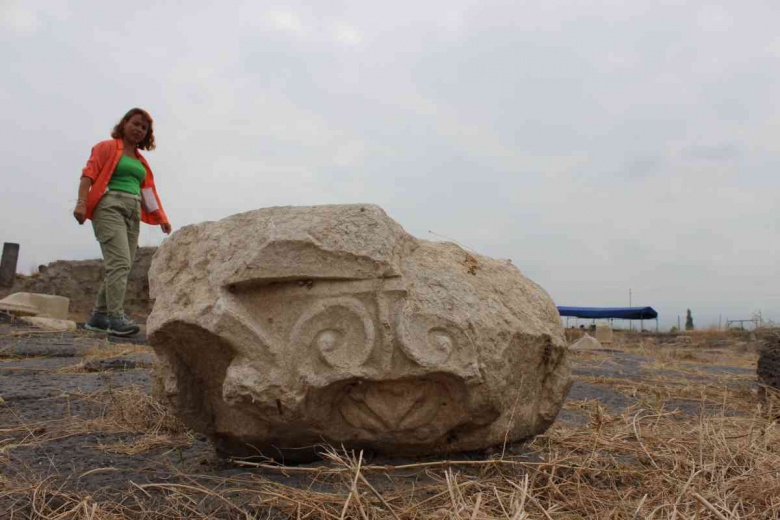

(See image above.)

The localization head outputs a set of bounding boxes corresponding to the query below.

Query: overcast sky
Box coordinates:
[2,0,778,329]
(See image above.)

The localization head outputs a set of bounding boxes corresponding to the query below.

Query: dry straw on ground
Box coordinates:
[1,332,778,519]
[1,385,192,458]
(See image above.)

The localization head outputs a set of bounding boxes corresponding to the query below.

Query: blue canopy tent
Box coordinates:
[557,306,658,330]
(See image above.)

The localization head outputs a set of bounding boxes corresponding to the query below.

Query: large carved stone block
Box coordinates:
[148,205,570,461]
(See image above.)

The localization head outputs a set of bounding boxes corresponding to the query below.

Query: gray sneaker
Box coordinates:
[85,311,109,332]
[107,315,140,337]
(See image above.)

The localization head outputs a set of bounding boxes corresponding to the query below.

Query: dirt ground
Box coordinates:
[1,315,776,519]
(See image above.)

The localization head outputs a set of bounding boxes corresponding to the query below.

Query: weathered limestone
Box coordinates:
[757,331,780,411]
[570,334,603,351]
[595,323,613,344]
[20,316,78,332]
[564,327,586,343]
[148,205,570,461]
[0,292,69,319]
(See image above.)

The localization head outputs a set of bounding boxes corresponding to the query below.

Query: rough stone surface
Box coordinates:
[147,204,571,461]
[757,331,780,408]
[0,242,20,287]
[595,323,613,344]
[0,292,69,319]
[20,316,77,332]
[0,247,156,321]
[564,328,586,343]
[570,334,603,351]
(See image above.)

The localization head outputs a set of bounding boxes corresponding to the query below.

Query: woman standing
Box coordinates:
[73,108,171,336]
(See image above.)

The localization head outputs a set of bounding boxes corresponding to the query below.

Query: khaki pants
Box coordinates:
[91,192,141,317]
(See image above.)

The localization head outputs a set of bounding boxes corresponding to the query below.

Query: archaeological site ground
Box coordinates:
[2,315,777,519]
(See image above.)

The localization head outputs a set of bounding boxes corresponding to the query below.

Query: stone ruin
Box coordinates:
[595,323,613,344]
[569,333,603,351]
[0,247,156,321]
[147,204,571,461]
[757,331,780,411]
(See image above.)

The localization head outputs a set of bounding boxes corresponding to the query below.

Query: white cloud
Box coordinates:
[332,139,368,167]
[266,10,306,36]
[391,87,586,174]
[332,23,362,45]
[696,5,733,32]
[440,10,466,34]
[1,3,41,33]
[767,38,780,58]
[260,9,364,46]
[0,0,71,33]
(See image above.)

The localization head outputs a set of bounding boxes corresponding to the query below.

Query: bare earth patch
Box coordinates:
[1,317,777,519]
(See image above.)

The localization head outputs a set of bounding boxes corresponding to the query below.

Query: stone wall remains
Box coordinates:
[0,247,156,321]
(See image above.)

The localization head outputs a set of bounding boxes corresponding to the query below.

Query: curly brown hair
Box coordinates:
[111,108,156,150]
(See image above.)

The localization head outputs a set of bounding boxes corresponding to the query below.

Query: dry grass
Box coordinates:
[0,386,192,458]
[54,343,154,374]
[636,346,758,371]
[577,375,755,409]
[1,333,778,519]
[80,343,152,362]
[1,402,777,519]
[85,385,193,455]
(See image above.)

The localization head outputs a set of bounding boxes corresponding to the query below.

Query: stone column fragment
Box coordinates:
[0,243,19,287]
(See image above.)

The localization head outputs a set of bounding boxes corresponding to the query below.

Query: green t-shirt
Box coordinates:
[107,155,146,195]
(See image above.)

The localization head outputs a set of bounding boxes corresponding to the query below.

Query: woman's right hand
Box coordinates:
[73,201,87,224]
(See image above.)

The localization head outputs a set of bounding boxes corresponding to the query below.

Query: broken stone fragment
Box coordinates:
[147,204,571,461]
[570,334,603,351]
[0,292,69,319]
[20,316,77,332]
[757,331,780,413]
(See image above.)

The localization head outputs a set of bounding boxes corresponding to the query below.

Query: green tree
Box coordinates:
[685,309,694,331]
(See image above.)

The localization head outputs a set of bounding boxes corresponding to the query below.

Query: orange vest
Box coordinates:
[81,139,169,225]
